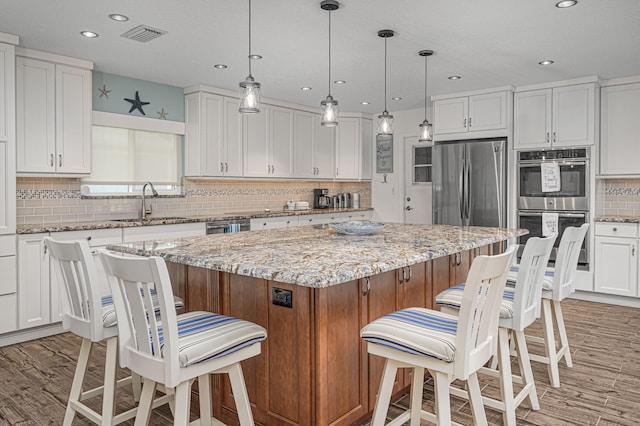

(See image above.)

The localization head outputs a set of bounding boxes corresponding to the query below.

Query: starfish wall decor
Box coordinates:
[157,108,168,120]
[98,84,111,98]
[124,91,150,115]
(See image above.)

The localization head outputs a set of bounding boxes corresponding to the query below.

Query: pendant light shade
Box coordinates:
[239,0,261,113]
[418,49,434,142]
[377,30,394,136]
[320,0,339,127]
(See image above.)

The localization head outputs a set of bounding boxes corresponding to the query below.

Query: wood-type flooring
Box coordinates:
[0,298,638,425]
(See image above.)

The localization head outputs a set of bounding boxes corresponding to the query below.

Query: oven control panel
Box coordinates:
[519,148,588,161]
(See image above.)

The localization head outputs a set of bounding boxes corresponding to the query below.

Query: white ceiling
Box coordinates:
[1,0,639,114]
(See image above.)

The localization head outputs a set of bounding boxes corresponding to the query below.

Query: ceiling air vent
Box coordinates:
[121,25,167,43]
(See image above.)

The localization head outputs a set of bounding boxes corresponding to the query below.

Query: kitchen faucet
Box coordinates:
[141,182,158,219]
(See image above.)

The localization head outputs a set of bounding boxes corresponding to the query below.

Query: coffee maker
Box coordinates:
[313,188,330,209]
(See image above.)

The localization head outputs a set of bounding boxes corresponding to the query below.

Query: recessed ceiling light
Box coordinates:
[80,31,99,38]
[249,54,262,60]
[448,75,461,80]
[556,0,578,8]
[108,13,129,22]
[539,59,554,65]
[214,64,228,69]
[334,80,346,84]
[392,97,402,101]
[361,101,370,105]
[301,87,312,91]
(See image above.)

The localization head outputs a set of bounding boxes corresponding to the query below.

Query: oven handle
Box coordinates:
[518,211,586,218]
[518,160,587,167]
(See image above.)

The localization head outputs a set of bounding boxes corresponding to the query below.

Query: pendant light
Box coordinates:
[377,29,394,136]
[239,0,261,113]
[418,50,434,142]
[320,0,339,127]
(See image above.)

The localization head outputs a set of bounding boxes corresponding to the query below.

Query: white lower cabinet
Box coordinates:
[17,233,50,329]
[250,216,299,231]
[122,223,206,243]
[594,223,639,297]
[0,235,17,334]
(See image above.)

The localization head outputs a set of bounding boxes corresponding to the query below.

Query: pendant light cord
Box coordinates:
[384,36,388,112]
[424,54,428,120]
[248,0,252,77]
[328,10,332,96]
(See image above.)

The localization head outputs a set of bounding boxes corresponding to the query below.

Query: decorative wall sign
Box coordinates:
[376,134,393,173]
[157,108,168,120]
[98,84,111,98]
[124,91,150,115]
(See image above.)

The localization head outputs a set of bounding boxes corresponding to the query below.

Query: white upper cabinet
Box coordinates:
[335,116,372,181]
[434,90,508,137]
[599,82,640,176]
[514,82,596,149]
[293,111,335,179]
[0,41,16,236]
[244,105,294,178]
[185,92,242,177]
[16,53,92,174]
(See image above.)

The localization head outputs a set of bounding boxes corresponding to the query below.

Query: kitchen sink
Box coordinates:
[113,216,187,222]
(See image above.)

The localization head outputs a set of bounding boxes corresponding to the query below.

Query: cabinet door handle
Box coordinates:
[220,162,224,172]
[362,277,371,296]
[468,117,472,128]
[553,132,557,143]
[464,118,467,128]
[50,154,54,167]
[546,132,550,143]
[336,167,339,176]
[398,268,405,283]
[272,165,275,174]
[633,247,635,256]
[406,266,412,282]
[225,162,228,172]
[59,154,62,167]
[44,244,47,254]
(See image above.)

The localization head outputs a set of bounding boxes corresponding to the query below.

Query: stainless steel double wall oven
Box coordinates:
[517,148,590,266]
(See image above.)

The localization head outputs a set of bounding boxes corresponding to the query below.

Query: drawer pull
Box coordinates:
[613,227,617,232]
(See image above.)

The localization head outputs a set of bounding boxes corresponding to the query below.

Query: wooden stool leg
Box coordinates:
[409,367,424,426]
[553,300,573,368]
[133,378,157,426]
[227,363,254,426]
[541,299,561,388]
[64,338,92,426]
[371,359,399,426]
[101,336,118,425]
[497,328,516,426]
[198,374,213,426]
[466,372,487,426]
[433,371,452,426]
[514,330,539,410]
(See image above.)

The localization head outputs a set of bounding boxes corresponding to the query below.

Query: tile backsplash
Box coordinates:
[600,178,640,217]
[16,178,371,225]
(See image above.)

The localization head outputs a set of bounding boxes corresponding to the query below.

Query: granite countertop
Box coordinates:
[16,208,373,234]
[595,215,640,224]
[106,224,527,288]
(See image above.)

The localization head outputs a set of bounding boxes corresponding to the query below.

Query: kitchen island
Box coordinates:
[108,223,526,426]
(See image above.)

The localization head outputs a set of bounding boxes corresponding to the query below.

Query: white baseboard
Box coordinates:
[570,291,640,308]
[0,323,65,347]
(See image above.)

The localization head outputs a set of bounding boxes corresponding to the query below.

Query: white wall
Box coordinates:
[371,107,430,223]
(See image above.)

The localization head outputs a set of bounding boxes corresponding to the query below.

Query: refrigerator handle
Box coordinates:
[464,159,471,220]
[459,158,465,221]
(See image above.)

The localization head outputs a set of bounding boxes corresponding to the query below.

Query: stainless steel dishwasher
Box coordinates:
[205,218,251,234]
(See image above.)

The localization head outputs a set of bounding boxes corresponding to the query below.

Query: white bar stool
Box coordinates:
[436,235,556,425]
[361,246,516,426]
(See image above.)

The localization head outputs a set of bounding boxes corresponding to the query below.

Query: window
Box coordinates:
[413,146,432,183]
[82,125,182,196]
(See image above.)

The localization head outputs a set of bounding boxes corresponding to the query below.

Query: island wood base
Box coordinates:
[166,245,493,425]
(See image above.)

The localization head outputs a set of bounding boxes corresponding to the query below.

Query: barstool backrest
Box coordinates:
[455,245,516,379]
[44,237,110,342]
[100,251,180,387]
[552,224,589,301]
[511,234,556,331]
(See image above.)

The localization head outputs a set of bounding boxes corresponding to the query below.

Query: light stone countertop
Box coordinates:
[106,224,527,288]
[595,215,640,224]
[16,208,373,234]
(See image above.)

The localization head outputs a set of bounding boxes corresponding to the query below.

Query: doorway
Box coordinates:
[403,135,432,224]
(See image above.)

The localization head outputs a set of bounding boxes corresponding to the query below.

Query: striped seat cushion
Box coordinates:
[507,265,554,291]
[157,312,267,367]
[360,308,458,362]
[101,290,184,328]
[435,283,515,319]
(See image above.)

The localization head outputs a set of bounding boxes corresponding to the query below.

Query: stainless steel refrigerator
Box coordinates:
[432,138,507,227]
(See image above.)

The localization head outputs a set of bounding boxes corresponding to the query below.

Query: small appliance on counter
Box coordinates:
[352,192,360,208]
[314,188,330,209]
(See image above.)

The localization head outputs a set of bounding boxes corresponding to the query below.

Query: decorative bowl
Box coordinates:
[329,221,385,236]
